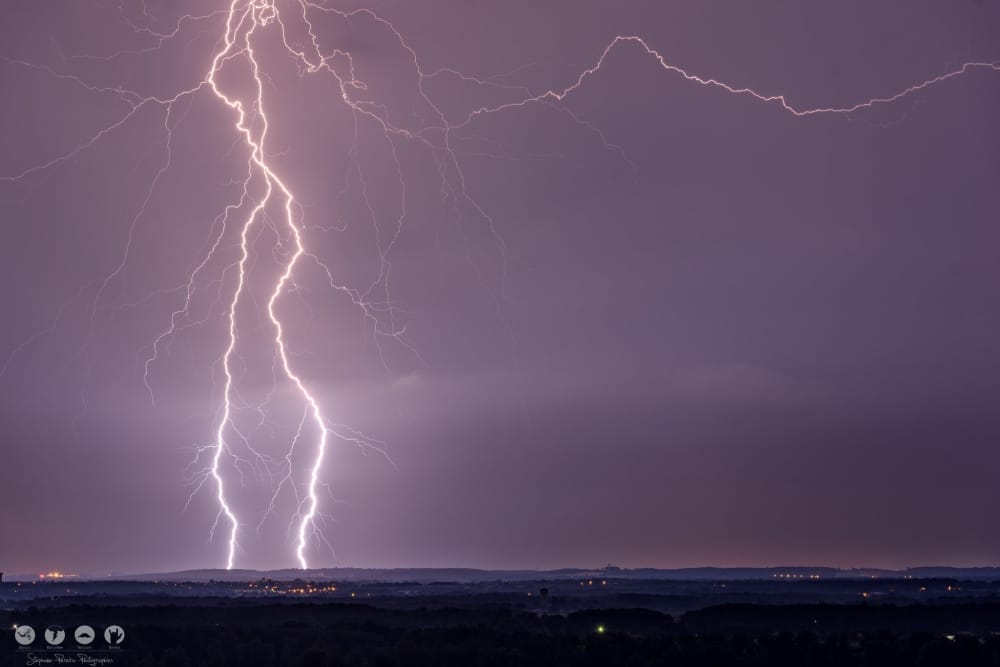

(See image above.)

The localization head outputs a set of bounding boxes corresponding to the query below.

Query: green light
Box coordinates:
[596,625,605,634]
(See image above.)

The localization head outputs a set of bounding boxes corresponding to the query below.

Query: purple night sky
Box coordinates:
[1,1,999,575]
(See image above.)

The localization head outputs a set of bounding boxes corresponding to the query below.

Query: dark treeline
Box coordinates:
[5,602,1000,666]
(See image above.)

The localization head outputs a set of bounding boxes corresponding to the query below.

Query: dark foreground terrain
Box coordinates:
[4,576,1000,666]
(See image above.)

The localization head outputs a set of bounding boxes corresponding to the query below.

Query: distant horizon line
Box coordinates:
[6,563,1000,582]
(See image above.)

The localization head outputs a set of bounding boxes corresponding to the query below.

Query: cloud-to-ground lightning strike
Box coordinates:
[2,1,997,570]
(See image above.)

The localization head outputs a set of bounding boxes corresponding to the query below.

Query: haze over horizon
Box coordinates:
[11,563,1000,584]
[2,1,999,575]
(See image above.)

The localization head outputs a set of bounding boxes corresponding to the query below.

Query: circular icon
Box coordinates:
[104,625,125,646]
[14,625,35,646]
[74,625,96,645]
[44,625,66,645]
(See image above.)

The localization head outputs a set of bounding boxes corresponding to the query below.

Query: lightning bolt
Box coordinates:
[454,35,1000,124]
[2,2,997,570]
[197,0,396,570]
